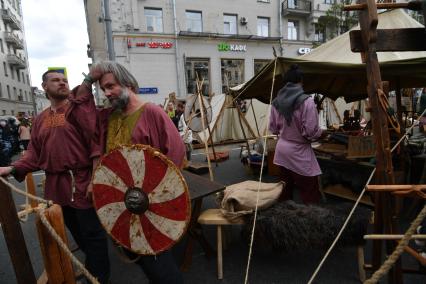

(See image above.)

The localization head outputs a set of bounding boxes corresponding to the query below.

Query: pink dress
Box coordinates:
[269,97,322,177]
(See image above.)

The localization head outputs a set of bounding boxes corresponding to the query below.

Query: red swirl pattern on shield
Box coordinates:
[92,145,191,255]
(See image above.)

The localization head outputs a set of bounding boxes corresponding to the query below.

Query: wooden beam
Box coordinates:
[350,28,426,52]
[0,178,36,284]
[35,205,76,284]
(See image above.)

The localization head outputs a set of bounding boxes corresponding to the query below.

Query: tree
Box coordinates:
[317,0,358,41]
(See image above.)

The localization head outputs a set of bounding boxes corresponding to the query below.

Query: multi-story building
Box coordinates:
[0,0,34,117]
[85,0,334,104]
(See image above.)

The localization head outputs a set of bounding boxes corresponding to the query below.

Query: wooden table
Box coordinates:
[181,170,226,271]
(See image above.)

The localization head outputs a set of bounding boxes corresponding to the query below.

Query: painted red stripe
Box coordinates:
[111,210,132,248]
[141,150,167,194]
[101,150,134,187]
[148,193,189,221]
[140,214,174,252]
[93,184,125,210]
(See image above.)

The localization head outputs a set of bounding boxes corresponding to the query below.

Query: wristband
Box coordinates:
[10,166,16,175]
[82,73,94,85]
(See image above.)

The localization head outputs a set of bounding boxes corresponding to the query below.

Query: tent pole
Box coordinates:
[234,100,251,157]
[250,99,261,137]
[200,93,219,167]
[196,77,214,181]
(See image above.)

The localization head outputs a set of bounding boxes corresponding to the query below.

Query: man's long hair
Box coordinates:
[92,61,139,93]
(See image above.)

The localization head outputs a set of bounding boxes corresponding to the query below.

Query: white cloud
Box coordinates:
[21,0,91,88]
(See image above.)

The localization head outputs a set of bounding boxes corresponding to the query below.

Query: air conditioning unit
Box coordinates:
[240,17,248,25]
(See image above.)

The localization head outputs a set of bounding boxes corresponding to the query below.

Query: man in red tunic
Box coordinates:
[0,70,110,283]
[77,61,185,283]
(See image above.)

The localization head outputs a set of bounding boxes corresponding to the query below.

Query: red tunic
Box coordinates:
[75,84,185,167]
[12,91,99,209]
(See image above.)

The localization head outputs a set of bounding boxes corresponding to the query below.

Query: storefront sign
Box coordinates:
[128,40,173,49]
[298,47,312,55]
[139,87,158,94]
[218,43,247,52]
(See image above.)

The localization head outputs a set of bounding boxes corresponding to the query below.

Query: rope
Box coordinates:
[307,168,376,284]
[307,105,426,283]
[1,177,53,206]
[244,58,277,284]
[365,204,426,284]
[0,177,99,283]
[38,207,100,284]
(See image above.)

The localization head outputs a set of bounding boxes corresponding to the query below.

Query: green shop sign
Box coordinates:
[218,43,247,52]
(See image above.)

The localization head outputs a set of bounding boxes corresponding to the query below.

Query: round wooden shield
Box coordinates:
[91,145,191,255]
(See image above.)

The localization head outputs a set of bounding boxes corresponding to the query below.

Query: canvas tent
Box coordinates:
[230,9,426,103]
[194,94,260,144]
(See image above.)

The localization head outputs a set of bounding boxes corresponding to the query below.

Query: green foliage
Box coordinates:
[318,0,358,40]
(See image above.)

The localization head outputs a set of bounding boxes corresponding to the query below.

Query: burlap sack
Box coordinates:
[220,180,284,221]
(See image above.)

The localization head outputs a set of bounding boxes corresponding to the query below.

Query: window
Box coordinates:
[145,8,163,33]
[7,85,10,99]
[11,67,14,79]
[26,74,29,85]
[288,0,297,8]
[11,110,14,115]
[0,83,2,97]
[221,59,244,93]
[254,59,270,75]
[22,72,25,84]
[13,87,17,100]
[185,58,210,96]
[0,39,3,53]
[3,62,7,76]
[257,17,269,37]
[16,70,20,82]
[2,110,6,115]
[186,11,202,32]
[224,14,237,34]
[24,90,27,101]
[288,20,298,40]
[314,24,324,42]
[19,89,22,101]
[324,0,334,4]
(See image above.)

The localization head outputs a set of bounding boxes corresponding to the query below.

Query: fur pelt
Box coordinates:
[242,200,371,252]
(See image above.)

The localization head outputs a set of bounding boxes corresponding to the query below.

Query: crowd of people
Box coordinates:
[0,117,32,166]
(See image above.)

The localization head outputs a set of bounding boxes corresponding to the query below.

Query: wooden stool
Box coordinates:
[197,209,245,279]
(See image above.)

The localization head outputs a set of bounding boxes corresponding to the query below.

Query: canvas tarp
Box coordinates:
[230,9,426,103]
[196,94,259,144]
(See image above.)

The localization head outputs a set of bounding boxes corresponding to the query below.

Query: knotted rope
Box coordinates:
[1,177,99,284]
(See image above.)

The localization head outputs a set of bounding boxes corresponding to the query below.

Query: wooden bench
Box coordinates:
[198,208,245,279]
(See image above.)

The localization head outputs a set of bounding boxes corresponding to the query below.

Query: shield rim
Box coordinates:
[91,144,191,255]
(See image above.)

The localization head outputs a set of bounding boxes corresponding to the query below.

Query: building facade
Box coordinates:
[85,0,333,104]
[0,0,34,117]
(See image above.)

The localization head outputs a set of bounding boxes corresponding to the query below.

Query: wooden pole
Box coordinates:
[196,79,214,181]
[0,177,36,284]
[395,83,404,133]
[35,205,76,284]
[234,100,252,157]
[358,0,398,281]
[250,99,261,137]
[200,92,219,167]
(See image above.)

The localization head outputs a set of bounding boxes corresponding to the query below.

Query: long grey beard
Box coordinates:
[111,88,130,111]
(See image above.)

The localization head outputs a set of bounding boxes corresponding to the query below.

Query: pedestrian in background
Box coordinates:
[18,119,31,150]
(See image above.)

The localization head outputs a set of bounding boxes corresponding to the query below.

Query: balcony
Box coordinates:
[4,32,24,49]
[1,9,21,30]
[7,54,26,69]
[282,0,312,17]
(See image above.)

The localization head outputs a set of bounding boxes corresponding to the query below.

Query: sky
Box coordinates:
[21,0,90,89]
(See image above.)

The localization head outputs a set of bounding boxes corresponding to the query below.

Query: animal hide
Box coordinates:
[242,200,371,252]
